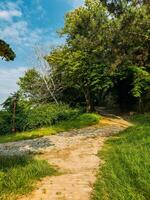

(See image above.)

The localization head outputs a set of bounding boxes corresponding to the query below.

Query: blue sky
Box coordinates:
[0,0,84,104]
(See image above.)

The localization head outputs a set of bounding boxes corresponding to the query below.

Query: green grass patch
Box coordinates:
[0,155,57,200]
[0,113,101,143]
[92,114,150,200]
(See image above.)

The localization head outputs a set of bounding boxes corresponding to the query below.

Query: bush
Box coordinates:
[0,111,11,135]
[0,104,80,135]
[21,104,80,131]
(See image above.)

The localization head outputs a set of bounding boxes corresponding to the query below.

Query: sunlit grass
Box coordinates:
[0,113,101,143]
[92,114,150,200]
[0,155,57,200]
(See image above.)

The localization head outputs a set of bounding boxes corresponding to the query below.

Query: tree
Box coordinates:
[0,39,16,61]
[18,68,49,104]
[106,1,150,111]
[50,0,149,112]
[18,0,150,112]
[100,0,149,16]
[47,0,114,112]
[1,92,31,133]
[47,47,113,112]
[18,45,60,105]
[34,46,59,104]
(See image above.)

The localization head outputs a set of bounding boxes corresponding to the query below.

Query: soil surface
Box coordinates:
[0,117,131,200]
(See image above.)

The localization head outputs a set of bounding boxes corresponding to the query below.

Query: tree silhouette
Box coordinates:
[0,39,16,61]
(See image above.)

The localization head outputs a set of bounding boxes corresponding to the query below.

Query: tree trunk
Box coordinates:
[84,88,94,112]
[12,97,16,133]
[138,98,144,113]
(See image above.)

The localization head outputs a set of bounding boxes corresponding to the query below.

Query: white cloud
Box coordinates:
[0,9,22,21]
[0,0,64,48]
[0,19,63,49]
[0,1,22,21]
[0,1,22,10]
[0,20,45,47]
[0,67,26,104]
[0,21,28,42]
[34,0,46,18]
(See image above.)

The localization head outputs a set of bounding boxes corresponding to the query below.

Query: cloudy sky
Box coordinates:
[0,0,83,104]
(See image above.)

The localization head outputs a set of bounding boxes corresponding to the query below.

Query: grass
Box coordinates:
[0,155,57,200]
[92,114,150,200]
[0,113,101,143]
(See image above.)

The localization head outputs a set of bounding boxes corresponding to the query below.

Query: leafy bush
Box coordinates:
[0,104,80,135]
[0,111,11,135]
[23,104,80,131]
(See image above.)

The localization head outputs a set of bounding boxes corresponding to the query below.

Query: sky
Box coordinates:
[0,0,84,104]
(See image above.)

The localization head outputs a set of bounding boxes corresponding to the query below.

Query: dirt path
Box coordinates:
[21,136,105,200]
[1,117,131,200]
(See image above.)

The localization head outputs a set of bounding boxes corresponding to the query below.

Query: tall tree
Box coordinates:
[19,0,150,112]
[47,0,113,112]
[107,1,150,111]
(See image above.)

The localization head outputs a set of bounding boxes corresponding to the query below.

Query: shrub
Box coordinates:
[0,104,80,135]
[22,104,80,131]
[0,111,11,135]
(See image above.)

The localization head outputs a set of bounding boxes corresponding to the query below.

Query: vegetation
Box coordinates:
[0,99,81,135]
[0,1,149,199]
[0,113,100,143]
[0,155,57,200]
[92,114,150,200]
[0,0,149,136]
[16,0,150,112]
[23,104,80,131]
[0,39,16,61]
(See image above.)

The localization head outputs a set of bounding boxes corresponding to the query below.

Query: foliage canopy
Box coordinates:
[0,40,16,61]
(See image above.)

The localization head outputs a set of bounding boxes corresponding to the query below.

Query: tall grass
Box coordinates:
[92,114,150,200]
[0,156,57,200]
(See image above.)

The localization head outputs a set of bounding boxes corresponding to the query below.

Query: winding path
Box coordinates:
[0,117,131,200]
